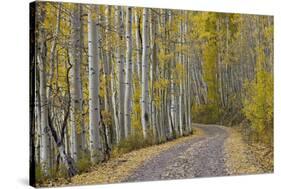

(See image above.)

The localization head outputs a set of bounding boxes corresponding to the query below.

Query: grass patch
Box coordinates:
[112,128,155,157]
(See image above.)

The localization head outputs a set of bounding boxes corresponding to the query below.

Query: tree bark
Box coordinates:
[37,3,51,174]
[88,6,102,163]
[141,8,149,139]
[78,5,87,153]
[124,7,133,138]
[187,55,192,133]
[47,58,77,177]
[69,4,81,162]
[104,6,114,148]
[135,9,142,80]
[115,6,125,142]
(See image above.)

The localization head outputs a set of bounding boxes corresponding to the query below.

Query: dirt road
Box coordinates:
[124,124,229,182]
[46,124,269,187]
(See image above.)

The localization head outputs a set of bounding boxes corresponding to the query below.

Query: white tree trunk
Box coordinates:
[179,16,184,136]
[88,6,101,163]
[35,84,41,163]
[183,55,189,135]
[37,24,51,174]
[115,6,125,142]
[124,7,133,138]
[141,8,149,139]
[78,5,87,152]
[104,6,114,148]
[187,55,192,133]
[111,81,119,143]
[69,4,81,162]
[179,80,183,136]
[149,9,158,141]
[135,9,142,80]
[46,5,61,169]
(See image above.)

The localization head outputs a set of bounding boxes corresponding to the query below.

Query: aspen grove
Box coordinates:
[31,2,273,181]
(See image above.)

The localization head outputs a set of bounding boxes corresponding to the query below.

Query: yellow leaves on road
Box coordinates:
[224,127,273,175]
[45,128,204,187]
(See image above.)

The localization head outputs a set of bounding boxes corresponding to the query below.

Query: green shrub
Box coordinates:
[112,127,156,157]
[35,163,68,184]
[35,164,44,184]
[242,66,273,145]
[192,103,222,124]
[76,151,92,173]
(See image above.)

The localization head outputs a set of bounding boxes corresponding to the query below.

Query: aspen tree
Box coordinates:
[115,6,125,142]
[124,7,133,138]
[88,6,102,163]
[37,3,51,174]
[141,8,149,138]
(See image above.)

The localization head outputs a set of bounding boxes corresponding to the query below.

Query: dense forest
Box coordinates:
[30,1,273,184]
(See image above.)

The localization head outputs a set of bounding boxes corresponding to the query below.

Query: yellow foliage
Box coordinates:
[243,48,273,144]
[99,76,106,98]
[175,63,185,81]
[154,79,169,90]
[203,41,219,104]
[158,50,173,66]
[264,25,273,42]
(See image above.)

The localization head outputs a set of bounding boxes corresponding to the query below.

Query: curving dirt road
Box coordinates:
[44,123,269,187]
[124,124,230,182]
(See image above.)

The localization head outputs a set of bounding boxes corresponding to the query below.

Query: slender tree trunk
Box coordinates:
[115,6,125,142]
[124,7,133,138]
[187,55,192,133]
[78,5,87,153]
[150,9,158,141]
[103,6,114,148]
[183,54,189,135]
[69,4,81,162]
[135,9,142,81]
[111,79,119,144]
[141,8,149,139]
[37,4,51,174]
[38,46,51,173]
[88,6,102,163]
[179,16,184,136]
[169,14,176,136]
[35,64,41,164]
[47,79,77,177]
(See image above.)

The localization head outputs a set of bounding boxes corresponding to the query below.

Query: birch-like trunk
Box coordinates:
[69,4,81,162]
[46,5,61,169]
[88,6,102,163]
[141,8,149,139]
[37,4,51,174]
[104,6,114,148]
[179,15,184,136]
[115,6,125,142]
[78,5,87,152]
[47,107,77,177]
[149,9,159,141]
[184,55,191,135]
[35,59,42,163]
[135,9,142,80]
[187,55,192,133]
[183,18,192,135]
[124,7,133,138]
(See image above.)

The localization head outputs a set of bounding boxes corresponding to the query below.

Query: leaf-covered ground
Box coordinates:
[124,124,229,182]
[41,128,204,187]
[224,127,273,175]
[40,125,273,187]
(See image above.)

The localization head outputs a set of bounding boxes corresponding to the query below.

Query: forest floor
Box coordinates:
[43,124,273,187]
